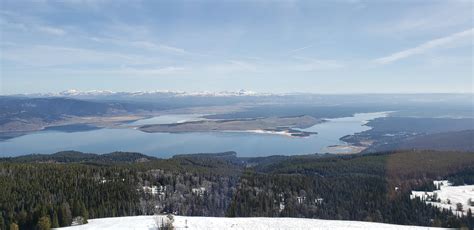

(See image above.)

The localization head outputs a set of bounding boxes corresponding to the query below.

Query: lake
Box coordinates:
[0,112,388,157]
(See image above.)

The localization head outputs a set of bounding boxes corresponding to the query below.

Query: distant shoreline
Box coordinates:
[325,145,368,154]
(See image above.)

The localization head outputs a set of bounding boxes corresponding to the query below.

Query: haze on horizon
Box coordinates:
[0,0,473,94]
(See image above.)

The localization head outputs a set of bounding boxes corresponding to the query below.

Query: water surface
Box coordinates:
[124,114,208,126]
[0,112,387,157]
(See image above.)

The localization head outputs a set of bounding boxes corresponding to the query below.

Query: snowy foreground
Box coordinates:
[411,180,474,216]
[58,215,446,230]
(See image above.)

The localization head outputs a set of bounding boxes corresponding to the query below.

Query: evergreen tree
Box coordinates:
[9,223,19,230]
[432,217,442,227]
[58,202,72,227]
[467,208,473,227]
[72,200,81,217]
[51,212,59,228]
[36,216,51,230]
[81,203,89,223]
[0,215,4,230]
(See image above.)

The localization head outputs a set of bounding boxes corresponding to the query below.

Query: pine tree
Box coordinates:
[58,202,72,227]
[80,203,89,223]
[0,215,4,230]
[36,216,51,230]
[432,217,442,227]
[9,223,19,230]
[52,211,60,228]
[467,208,473,227]
[72,200,81,217]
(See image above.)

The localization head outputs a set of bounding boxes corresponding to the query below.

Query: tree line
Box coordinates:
[0,150,473,229]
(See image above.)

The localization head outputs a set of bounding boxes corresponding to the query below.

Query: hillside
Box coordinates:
[0,97,158,135]
[340,117,474,153]
[1,150,473,229]
[398,130,474,152]
[0,151,156,164]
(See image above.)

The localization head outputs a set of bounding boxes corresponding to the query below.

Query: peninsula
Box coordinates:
[138,115,322,137]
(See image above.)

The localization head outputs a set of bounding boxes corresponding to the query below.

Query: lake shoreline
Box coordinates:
[0,112,389,157]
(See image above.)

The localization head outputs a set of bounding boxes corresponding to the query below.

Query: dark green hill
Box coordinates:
[0,151,156,164]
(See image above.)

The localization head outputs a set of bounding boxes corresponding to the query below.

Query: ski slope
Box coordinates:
[58,215,446,230]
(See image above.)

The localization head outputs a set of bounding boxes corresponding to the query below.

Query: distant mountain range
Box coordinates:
[14,89,273,98]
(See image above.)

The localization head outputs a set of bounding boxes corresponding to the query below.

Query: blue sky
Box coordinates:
[0,0,472,94]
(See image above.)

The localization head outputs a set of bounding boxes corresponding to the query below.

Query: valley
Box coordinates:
[2,1,473,229]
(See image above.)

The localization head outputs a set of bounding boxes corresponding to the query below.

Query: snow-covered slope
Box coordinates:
[411,180,474,216]
[58,215,445,230]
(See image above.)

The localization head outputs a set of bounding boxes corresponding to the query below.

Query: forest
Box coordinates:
[0,150,473,229]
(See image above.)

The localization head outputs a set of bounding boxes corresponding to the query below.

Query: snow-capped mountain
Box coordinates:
[58,89,117,96]
[20,89,274,98]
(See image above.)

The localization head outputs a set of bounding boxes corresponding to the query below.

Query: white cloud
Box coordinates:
[374,28,474,64]
[54,66,188,76]
[36,26,66,35]
[205,60,258,74]
[369,1,472,35]
[130,41,189,55]
[1,15,67,38]
[1,10,67,36]
[129,41,158,49]
[156,44,188,55]
[228,60,258,71]
[1,45,160,67]
[202,57,344,75]
[290,56,343,71]
[289,44,314,53]
[116,66,187,75]
[87,36,203,56]
[5,65,187,78]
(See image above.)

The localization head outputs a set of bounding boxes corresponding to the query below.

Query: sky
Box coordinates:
[0,0,473,94]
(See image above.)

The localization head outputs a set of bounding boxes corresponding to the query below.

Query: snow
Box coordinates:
[225,129,295,137]
[31,89,274,98]
[411,180,474,216]
[57,215,446,230]
[59,89,116,96]
[433,180,451,188]
[142,186,158,195]
[191,187,206,196]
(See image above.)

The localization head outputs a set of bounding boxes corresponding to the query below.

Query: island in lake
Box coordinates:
[138,115,322,137]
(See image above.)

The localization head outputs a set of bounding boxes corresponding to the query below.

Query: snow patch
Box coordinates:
[57,215,447,230]
[411,180,474,216]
